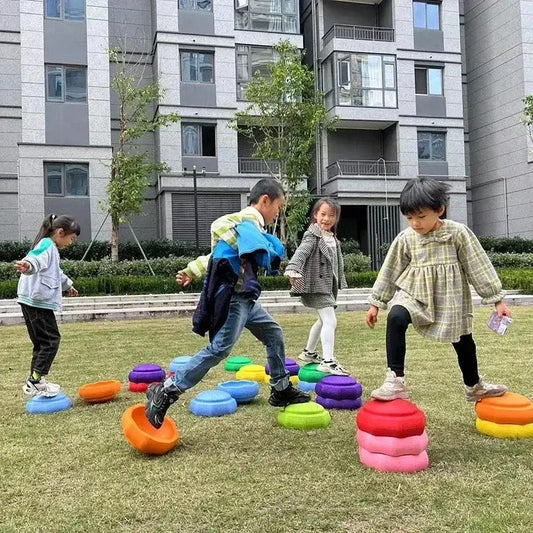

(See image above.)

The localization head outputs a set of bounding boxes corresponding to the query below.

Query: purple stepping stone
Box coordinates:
[128,363,166,384]
[315,375,362,400]
[316,395,363,410]
[265,358,300,376]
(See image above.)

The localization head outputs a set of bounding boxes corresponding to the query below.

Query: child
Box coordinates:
[285,198,349,375]
[366,177,511,402]
[15,214,80,397]
[145,179,310,429]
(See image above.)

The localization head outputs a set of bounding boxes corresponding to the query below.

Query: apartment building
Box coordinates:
[0,1,530,258]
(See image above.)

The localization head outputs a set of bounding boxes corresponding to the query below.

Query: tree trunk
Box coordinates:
[111,214,120,262]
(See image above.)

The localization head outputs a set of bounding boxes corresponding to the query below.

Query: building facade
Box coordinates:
[0,1,531,256]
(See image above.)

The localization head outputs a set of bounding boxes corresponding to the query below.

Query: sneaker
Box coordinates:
[298,349,323,364]
[22,377,60,397]
[268,383,311,407]
[370,368,409,401]
[465,377,507,402]
[145,383,178,429]
[317,360,349,376]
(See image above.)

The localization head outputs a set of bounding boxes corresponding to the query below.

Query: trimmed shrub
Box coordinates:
[479,236,533,254]
[487,253,533,269]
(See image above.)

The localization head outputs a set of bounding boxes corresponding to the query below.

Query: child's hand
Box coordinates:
[68,287,79,297]
[288,277,298,287]
[15,260,31,273]
[176,271,192,287]
[366,305,379,329]
[495,301,511,318]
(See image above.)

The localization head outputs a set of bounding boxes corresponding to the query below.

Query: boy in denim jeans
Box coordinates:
[146,178,310,428]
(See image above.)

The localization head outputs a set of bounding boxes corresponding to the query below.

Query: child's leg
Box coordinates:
[316,307,336,361]
[451,334,479,386]
[385,305,411,377]
[305,314,323,353]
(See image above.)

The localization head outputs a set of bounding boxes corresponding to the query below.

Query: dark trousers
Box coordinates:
[20,303,61,377]
[386,305,480,386]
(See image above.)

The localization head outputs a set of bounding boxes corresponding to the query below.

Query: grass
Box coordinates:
[1,307,532,533]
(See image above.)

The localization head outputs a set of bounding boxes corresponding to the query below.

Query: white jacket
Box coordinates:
[17,238,73,311]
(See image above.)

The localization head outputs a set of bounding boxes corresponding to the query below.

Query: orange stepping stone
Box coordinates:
[475,392,533,425]
[79,380,122,403]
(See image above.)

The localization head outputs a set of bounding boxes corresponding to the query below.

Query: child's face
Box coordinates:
[405,206,445,235]
[53,229,77,249]
[314,203,337,232]
[255,194,285,225]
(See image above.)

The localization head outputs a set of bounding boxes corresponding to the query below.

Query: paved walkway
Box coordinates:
[1,288,531,326]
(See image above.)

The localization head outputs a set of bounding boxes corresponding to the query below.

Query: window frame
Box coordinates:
[180,50,215,84]
[44,0,86,21]
[178,0,213,12]
[417,131,446,161]
[45,65,87,103]
[234,0,298,34]
[236,45,278,100]
[413,1,441,30]
[181,123,217,157]
[44,162,90,197]
[415,66,443,95]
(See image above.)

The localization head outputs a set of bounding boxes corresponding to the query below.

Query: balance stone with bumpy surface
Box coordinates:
[278,401,331,430]
[122,404,180,455]
[128,363,166,384]
[475,392,533,439]
[169,356,192,375]
[190,390,238,417]
[297,363,329,383]
[265,358,300,376]
[224,356,253,372]
[26,392,73,414]
[79,380,121,403]
[217,380,260,404]
[315,375,363,410]
[356,399,429,473]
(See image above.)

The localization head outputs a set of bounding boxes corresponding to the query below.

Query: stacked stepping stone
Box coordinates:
[265,358,300,386]
[224,356,253,372]
[315,375,363,410]
[128,363,166,393]
[297,363,329,392]
[356,399,429,473]
[475,392,533,439]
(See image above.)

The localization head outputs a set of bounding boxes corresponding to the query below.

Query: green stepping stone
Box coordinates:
[297,363,329,383]
[224,356,253,372]
[278,401,331,430]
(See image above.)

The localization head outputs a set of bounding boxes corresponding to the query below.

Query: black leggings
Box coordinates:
[386,305,480,386]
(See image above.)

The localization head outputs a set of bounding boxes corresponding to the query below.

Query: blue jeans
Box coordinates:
[164,293,290,394]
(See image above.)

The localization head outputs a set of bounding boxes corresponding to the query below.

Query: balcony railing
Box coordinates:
[327,160,399,179]
[323,24,395,44]
[239,158,280,175]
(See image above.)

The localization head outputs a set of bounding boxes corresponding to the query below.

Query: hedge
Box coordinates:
[479,236,533,254]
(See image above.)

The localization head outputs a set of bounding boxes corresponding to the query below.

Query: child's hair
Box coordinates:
[249,178,285,204]
[33,214,81,247]
[311,197,341,233]
[400,177,450,215]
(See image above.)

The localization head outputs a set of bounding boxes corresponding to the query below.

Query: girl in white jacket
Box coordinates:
[15,214,80,397]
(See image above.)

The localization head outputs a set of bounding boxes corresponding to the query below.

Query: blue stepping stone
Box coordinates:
[169,355,192,374]
[189,390,238,417]
[217,380,260,403]
[26,392,72,414]
[298,380,316,392]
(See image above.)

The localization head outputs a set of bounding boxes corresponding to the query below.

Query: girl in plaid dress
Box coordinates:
[285,198,349,375]
[366,178,511,402]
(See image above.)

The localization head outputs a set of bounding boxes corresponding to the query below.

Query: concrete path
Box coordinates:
[1,288,531,326]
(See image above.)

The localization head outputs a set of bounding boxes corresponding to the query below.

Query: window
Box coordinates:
[415,67,443,95]
[182,124,216,156]
[235,0,298,33]
[46,65,87,102]
[336,53,397,108]
[236,45,278,99]
[181,51,214,83]
[417,132,445,160]
[413,1,440,30]
[44,163,89,196]
[179,0,212,11]
[45,0,85,21]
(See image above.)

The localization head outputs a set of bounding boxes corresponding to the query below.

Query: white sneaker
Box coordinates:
[23,377,60,397]
[317,360,350,376]
[371,368,409,401]
[465,376,507,402]
[298,349,323,364]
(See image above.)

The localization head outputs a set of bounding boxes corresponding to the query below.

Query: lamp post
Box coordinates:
[192,165,199,251]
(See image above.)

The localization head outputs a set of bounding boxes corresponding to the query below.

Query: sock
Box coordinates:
[31,371,41,381]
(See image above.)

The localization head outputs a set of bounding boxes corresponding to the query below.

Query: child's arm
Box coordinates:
[177,254,211,286]
[286,232,315,275]
[15,240,53,275]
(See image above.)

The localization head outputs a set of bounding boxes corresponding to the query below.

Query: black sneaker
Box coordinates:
[268,383,311,407]
[145,383,178,429]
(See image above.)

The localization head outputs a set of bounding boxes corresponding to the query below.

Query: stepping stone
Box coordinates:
[265,358,300,376]
[235,364,267,383]
[26,392,72,414]
[297,363,329,383]
[278,401,331,430]
[169,356,192,374]
[128,363,165,384]
[224,356,253,372]
[189,390,238,417]
[217,380,260,404]
[79,380,121,403]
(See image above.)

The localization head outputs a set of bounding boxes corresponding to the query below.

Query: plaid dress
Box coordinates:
[368,219,505,343]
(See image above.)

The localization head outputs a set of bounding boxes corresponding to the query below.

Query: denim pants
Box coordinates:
[165,293,290,394]
[19,303,61,376]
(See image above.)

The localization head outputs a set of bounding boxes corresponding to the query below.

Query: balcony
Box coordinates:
[323,24,395,44]
[239,158,280,175]
[327,159,399,179]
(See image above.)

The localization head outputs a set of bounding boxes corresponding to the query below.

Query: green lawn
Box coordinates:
[1,308,532,533]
